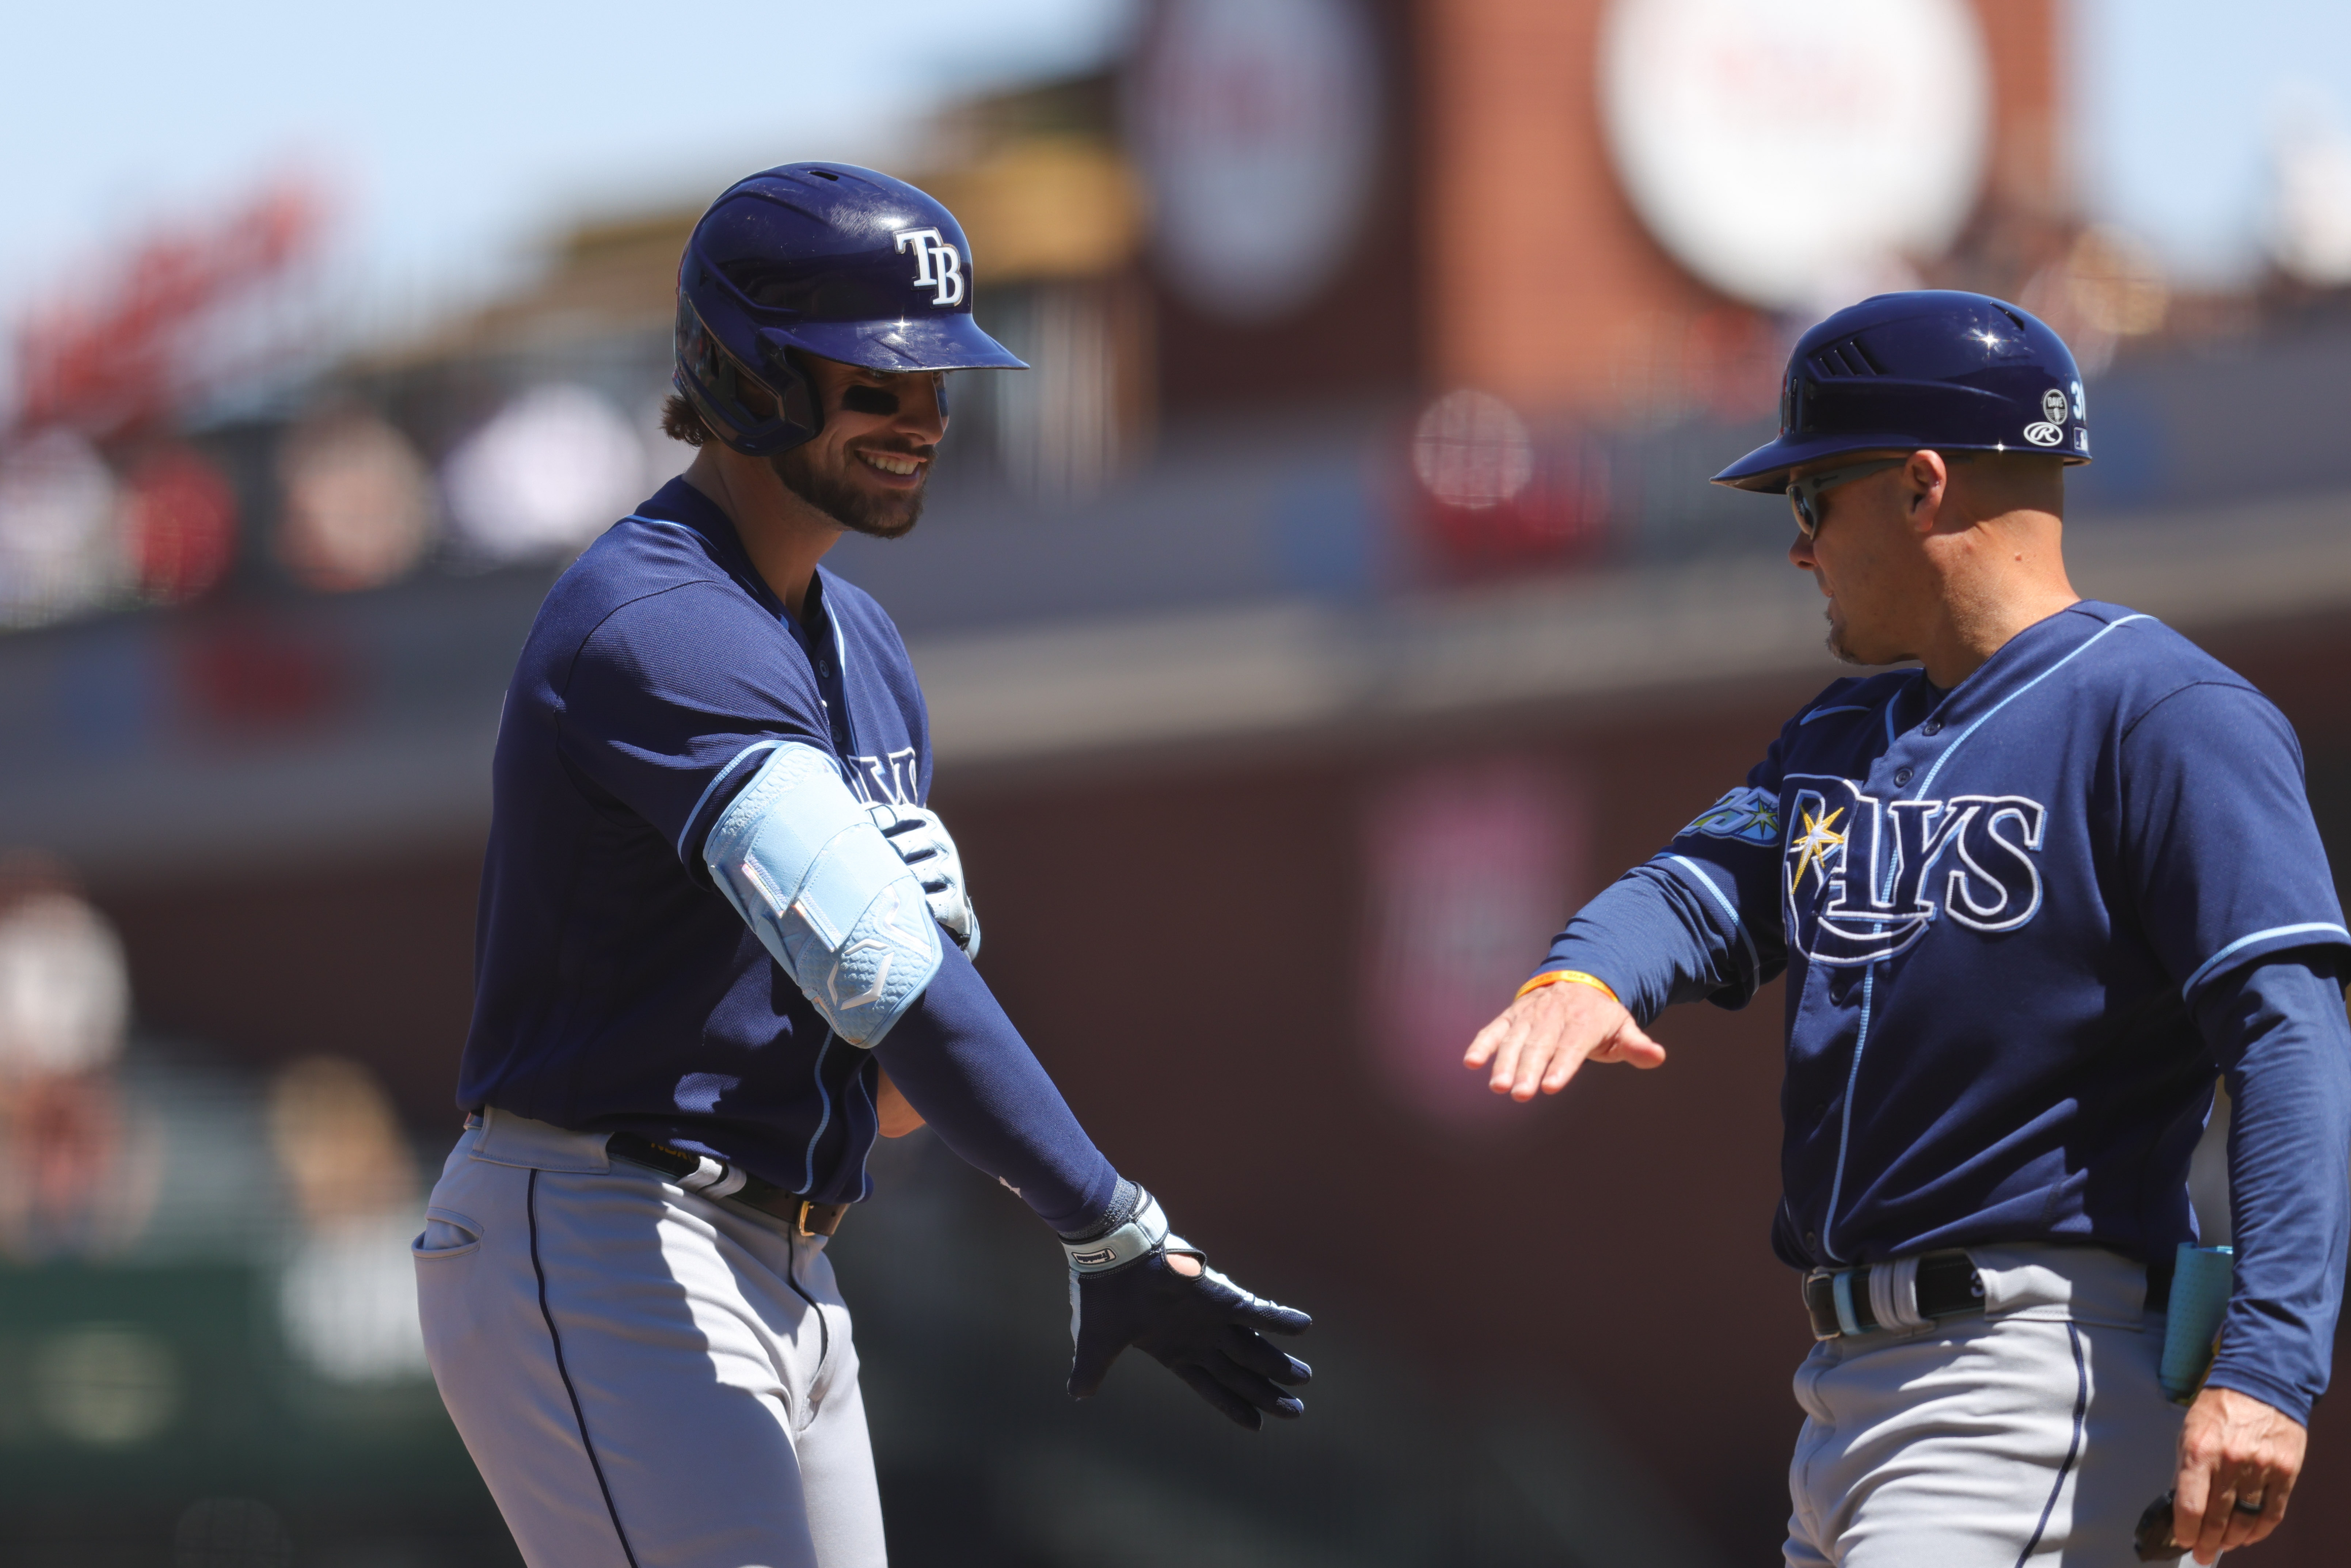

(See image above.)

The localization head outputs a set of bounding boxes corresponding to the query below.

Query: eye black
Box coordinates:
[840,384,899,416]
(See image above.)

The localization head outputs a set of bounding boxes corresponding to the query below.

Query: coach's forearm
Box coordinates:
[874,944,1121,1236]
[1536,863,1749,1024]
[2197,955,2351,1424]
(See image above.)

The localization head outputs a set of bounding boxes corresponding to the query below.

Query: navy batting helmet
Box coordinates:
[1713,290,2091,493]
[675,163,1027,456]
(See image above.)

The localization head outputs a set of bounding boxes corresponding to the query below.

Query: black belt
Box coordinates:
[606,1132,849,1237]
[1804,1250,2174,1340]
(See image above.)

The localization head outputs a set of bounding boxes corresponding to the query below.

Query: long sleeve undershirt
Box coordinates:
[874,943,1121,1237]
[1537,872,2351,1424]
[2195,957,2351,1423]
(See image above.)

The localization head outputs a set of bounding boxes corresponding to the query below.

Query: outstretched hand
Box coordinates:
[1069,1250,1312,1430]
[1463,979,1666,1101]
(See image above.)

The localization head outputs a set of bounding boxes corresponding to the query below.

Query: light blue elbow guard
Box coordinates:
[703,743,943,1047]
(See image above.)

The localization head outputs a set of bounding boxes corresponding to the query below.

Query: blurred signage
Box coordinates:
[0,431,122,628]
[1409,391,1610,578]
[275,410,437,594]
[123,446,239,608]
[0,879,150,1263]
[1361,758,1588,1134]
[174,618,355,741]
[1599,0,1989,311]
[9,179,320,441]
[1129,0,1381,322]
[441,384,648,565]
[2017,224,2168,377]
[2268,87,2351,288]
[938,138,1145,283]
[0,438,241,627]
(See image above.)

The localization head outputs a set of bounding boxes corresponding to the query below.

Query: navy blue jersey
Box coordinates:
[459,477,937,1203]
[1546,602,2351,1271]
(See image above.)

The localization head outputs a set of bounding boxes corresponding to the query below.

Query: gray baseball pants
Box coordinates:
[1784,1243,2186,1567]
[412,1108,887,1568]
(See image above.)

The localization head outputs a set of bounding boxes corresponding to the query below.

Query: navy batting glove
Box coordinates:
[1063,1186,1312,1430]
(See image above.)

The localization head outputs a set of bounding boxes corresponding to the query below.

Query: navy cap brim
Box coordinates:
[780,313,1027,373]
[1712,431,2092,493]
[1710,431,1944,493]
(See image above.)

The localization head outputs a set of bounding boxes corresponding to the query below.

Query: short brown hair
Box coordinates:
[661,389,711,448]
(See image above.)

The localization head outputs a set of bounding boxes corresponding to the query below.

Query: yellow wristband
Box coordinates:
[1515,969,1620,1004]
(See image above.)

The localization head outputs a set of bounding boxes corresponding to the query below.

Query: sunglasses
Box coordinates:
[1787,457,1905,539]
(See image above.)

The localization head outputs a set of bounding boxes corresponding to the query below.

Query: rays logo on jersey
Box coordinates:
[1782,776,2048,964]
[1682,786,1781,846]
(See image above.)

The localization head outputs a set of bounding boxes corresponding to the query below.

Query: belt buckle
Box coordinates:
[1803,1268,1840,1340]
[792,1199,816,1239]
[1804,1265,1874,1339]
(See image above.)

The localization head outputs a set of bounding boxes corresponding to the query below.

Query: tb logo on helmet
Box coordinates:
[894,228,966,306]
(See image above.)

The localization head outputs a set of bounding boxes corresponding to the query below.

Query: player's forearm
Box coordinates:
[1535,862,1753,1024]
[874,943,1121,1236]
[2196,954,2351,1424]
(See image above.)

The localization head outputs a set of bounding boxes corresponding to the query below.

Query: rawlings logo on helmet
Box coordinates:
[894,229,966,307]
[2023,386,2067,446]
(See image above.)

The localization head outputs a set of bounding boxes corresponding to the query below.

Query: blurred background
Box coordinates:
[6,0,2351,1562]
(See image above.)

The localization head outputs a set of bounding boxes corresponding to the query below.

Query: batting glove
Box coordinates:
[1064,1186,1312,1429]
[868,802,979,958]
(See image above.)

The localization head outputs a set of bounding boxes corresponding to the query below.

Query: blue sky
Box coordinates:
[2073,0,2351,282]
[2,0,2346,360]
[0,0,1141,348]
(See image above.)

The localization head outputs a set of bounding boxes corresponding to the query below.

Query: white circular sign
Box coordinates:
[442,384,647,564]
[1129,0,1381,322]
[1412,390,1534,509]
[1599,0,1991,312]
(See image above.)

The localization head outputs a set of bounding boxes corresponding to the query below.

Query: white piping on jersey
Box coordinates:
[678,738,794,861]
[1820,713,1914,1264]
[1665,855,1761,991]
[1800,704,1872,725]
[2182,922,2351,997]
[802,1027,837,1195]
[853,1063,879,1201]
[1913,614,2151,799]
[1817,615,2147,1266]
[825,595,862,765]
[627,511,877,1195]
[1821,961,1880,1264]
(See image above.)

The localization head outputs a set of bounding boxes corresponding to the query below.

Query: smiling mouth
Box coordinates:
[856,450,922,478]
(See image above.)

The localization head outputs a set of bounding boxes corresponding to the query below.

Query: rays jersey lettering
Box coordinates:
[1782,775,2047,964]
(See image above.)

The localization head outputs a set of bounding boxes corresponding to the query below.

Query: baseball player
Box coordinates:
[1465,290,2350,1566]
[412,165,1311,1568]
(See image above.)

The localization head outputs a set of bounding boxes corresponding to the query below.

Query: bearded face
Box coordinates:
[768,435,929,540]
[767,363,944,541]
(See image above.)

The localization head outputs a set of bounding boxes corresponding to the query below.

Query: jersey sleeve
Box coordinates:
[2193,955,2351,1424]
[553,582,833,872]
[2120,682,2351,1002]
[874,943,1120,1236]
[1535,716,1798,1020]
